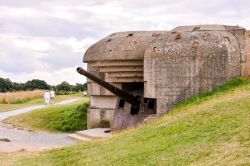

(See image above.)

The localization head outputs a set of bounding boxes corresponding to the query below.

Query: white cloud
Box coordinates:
[58,37,96,53]
[13,38,51,52]
[0,34,94,75]
[0,6,38,18]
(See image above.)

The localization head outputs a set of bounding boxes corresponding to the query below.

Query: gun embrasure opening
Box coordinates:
[76,67,141,108]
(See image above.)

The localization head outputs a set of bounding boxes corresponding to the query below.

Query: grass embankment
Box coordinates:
[15,77,250,166]
[0,93,84,113]
[5,97,89,133]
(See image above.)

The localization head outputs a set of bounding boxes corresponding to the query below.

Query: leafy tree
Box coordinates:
[12,82,25,91]
[24,79,50,90]
[50,85,56,91]
[0,77,88,93]
[72,83,87,92]
[0,77,13,92]
[56,81,71,92]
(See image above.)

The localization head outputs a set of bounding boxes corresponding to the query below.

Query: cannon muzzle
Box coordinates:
[77,67,141,107]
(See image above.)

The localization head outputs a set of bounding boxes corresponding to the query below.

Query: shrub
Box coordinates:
[56,102,89,132]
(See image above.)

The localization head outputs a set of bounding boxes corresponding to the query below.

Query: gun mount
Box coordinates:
[77,67,140,107]
[77,67,156,131]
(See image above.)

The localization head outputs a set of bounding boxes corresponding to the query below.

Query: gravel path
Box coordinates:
[0,99,79,152]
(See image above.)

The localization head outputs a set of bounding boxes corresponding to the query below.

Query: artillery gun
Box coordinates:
[77,67,156,131]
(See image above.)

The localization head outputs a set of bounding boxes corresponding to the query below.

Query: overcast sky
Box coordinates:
[0,0,249,85]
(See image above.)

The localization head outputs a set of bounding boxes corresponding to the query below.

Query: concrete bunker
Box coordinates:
[79,25,250,131]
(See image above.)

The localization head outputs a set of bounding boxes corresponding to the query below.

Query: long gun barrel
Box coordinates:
[77,67,141,107]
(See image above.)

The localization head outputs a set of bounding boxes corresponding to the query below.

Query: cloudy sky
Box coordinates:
[0,0,249,85]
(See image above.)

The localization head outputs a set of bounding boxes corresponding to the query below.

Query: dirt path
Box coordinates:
[0,99,79,152]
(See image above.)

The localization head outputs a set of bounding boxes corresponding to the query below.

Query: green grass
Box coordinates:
[16,78,250,166]
[5,97,89,133]
[0,93,84,113]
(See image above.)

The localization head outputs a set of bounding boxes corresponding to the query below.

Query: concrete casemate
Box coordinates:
[81,25,250,130]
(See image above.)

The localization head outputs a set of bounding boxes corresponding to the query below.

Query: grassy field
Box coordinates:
[0,90,44,104]
[13,77,249,166]
[0,93,84,113]
[4,97,89,133]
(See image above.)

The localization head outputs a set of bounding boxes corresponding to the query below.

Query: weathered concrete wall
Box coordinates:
[243,30,250,76]
[144,25,246,114]
[90,96,117,109]
[86,64,118,128]
[87,108,115,128]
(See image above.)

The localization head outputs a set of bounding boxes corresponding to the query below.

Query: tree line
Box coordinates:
[0,77,87,93]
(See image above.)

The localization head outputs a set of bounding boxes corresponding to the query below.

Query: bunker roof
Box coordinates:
[83,25,246,62]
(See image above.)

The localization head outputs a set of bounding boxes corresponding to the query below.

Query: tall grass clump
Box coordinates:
[0,90,44,104]
[55,102,89,132]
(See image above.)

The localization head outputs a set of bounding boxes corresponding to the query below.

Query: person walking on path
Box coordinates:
[83,91,87,96]
[44,90,50,104]
[49,89,55,104]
